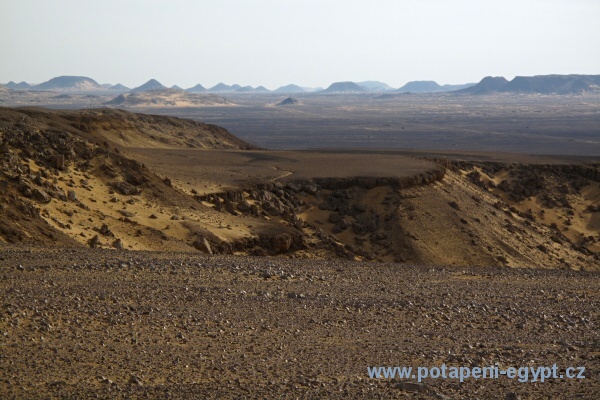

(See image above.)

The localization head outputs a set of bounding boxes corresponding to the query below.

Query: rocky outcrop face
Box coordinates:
[297,168,445,191]
[111,181,140,196]
[192,166,447,259]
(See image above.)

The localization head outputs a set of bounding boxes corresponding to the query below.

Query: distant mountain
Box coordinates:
[186,84,206,93]
[357,81,393,91]
[171,85,183,91]
[302,86,323,92]
[235,85,255,93]
[455,76,510,95]
[130,79,167,93]
[396,81,442,93]
[208,83,235,92]
[320,81,367,94]
[33,76,103,92]
[274,84,306,93]
[208,83,246,93]
[277,97,301,106]
[104,89,232,107]
[4,81,32,90]
[232,85,269,93]
[395,81,476,93]
[100,83,113,89]
[454,74,600,95]
[500,74,600,94]
[110,83,130,91]
[441,83,476,91]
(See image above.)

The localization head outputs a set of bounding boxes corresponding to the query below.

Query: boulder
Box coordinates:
[193,237,212,254]
[262,199,284,216]
[119,209,135,217]
[33,188,51,203]
[88,235,100,248]
[52,154,65,170]
[237,200,251,212]
[224,199,236,215]
[112,238,123,250]
[99,224,112,236]
[271,233,292,253]
[125,171,146,186]
[112,181,139,196]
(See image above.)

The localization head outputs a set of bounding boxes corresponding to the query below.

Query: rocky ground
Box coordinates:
[1,247,598,398]
[1,106,599,398]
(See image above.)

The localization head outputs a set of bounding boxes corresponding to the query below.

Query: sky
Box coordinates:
[1,0,599,89]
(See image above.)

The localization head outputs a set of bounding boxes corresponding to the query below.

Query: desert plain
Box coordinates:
[0,90,599,398]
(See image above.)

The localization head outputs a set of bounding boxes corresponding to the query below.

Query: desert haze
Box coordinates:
[0,74,599,398]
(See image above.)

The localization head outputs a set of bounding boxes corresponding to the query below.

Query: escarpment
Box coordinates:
[1,106,597,269]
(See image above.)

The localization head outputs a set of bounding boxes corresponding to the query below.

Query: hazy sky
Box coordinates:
[1,0,599,89]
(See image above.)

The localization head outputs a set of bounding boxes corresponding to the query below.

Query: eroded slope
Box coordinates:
[1,107,598,270]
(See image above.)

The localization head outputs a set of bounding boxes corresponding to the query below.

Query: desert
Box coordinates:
[0,88,598,397]
[5,0,600,396]
[2,248,598,398]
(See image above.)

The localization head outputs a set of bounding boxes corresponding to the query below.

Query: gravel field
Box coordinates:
[1,248,598,399]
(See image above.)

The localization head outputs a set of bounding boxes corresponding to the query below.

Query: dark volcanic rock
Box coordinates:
[277,97,300,106]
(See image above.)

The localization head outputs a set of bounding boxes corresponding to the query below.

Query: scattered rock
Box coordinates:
[33,188,51,203]
[237,200,251,212]
[112,181,139,196]
[88,235,100,248]
[52,154,65,170]
[129,375,143,386]
[99,224,112,236]
[67,190,77,202]
[448,201,460,210]
[193,237,212,254]
[395,382,429,393]
[112,238,123,250]
[119,210,135,217]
